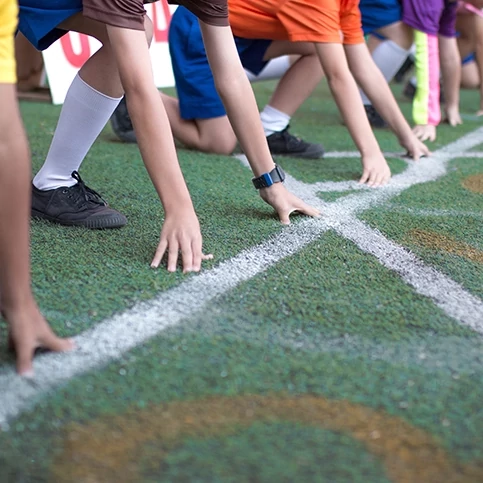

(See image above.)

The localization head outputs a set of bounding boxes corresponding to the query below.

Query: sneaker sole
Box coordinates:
[32,209,127,229]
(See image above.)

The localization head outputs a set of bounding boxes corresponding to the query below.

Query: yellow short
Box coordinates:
[0,0,17,84]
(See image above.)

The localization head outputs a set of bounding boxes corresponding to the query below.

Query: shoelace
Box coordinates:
[279,126,305,149]
[64,171,107,207]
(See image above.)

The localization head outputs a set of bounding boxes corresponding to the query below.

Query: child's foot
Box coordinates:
[359,154,391,187]
[4,303,74,376]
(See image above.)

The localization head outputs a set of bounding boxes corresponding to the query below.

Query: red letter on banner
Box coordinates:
[60,33,91,68]
[152,0,172,42]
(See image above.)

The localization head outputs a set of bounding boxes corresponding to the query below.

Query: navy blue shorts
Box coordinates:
[360,0,402,35]
[169,6,271,120]
[18,0,82,50]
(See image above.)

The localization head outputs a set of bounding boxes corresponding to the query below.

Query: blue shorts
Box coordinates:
[360,0,402,35]
[169,6,271,120]
[17,0,82,50]
[463,53,475,65]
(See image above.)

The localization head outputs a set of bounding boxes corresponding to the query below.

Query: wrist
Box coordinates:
[252,164,286,190]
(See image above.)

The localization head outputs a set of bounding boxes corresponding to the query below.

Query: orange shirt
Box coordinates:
[228,0,364,45]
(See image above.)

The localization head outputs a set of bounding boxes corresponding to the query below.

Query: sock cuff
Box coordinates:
[261,105,291,122]
[75,73,123,103]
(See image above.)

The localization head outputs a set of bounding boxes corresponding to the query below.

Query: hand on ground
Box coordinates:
[151,209,213,272]
[5,302,74,376]
[444,106,462,127]
[399,133,431,160]
[259,183,320,225]
[359,153,391,187]
[413,124,437,142]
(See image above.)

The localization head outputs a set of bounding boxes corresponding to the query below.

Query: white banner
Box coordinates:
[42,1,177,105]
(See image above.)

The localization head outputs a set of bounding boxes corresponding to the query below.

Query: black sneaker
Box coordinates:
[31,171,127,229]
[111,97,137,143]
[266,126,324,159]
[364,105,388,129]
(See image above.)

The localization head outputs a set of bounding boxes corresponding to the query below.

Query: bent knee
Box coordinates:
[198,133,237,155]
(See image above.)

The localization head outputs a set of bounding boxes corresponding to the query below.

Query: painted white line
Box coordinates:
[335,219,483,333]
[1,127,483,429]
[455,151,483,158]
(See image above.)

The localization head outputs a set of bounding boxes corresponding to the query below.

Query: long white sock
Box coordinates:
[260,105,291,137]
[361,40,411,105]
[33,74,122,190]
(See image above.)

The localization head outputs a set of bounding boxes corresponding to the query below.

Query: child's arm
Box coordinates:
[439,34,462,125]
[345,43,430,160]
[199,21,320,217]
[312,42,390,186]
[106,25,207,271]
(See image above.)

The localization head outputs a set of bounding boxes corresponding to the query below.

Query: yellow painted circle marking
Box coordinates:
[462,174,483,194]
[51,394,483,482]
[409,229,483,264]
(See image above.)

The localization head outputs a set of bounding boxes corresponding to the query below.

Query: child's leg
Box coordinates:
[160,93,237,155]
[260,40,323,127]
[28,14,153,229]
[360,22,414,106]
[34,14,127,190]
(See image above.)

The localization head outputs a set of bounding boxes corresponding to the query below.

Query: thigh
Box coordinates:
[263,40,316,60]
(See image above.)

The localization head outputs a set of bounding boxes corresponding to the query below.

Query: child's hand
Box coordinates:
[4,302,74,376]
[359,153,391,187]
[413,124,437,142]
[476,110,483,117]
[444,106,462,126]
[151,209,213,272]
[259,183,320,225]
[399,132,431,160]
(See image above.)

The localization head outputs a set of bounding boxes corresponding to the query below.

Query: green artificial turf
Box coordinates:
[0,79,482,482]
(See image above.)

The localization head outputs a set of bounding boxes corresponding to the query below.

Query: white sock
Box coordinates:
[260,105,291,137]
[33,74,122,190]
[361,40,411,105]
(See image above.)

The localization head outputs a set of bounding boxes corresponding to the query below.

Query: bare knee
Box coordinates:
[199,133,237,155]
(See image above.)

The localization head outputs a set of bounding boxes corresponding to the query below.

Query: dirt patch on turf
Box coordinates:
[51,394,483,483]
[462,174,483,193]
[409,229,483,264]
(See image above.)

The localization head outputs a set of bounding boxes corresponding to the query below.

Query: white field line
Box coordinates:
[455,151,483,158]
[1,128,483,428]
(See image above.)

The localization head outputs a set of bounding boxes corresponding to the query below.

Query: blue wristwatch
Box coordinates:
[252,165,286,190]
